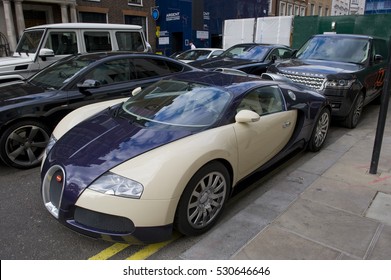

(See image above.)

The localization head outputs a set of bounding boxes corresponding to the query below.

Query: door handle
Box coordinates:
[282,121,291,128]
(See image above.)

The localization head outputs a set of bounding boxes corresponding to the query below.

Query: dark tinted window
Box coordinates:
[372,39,389,59]
[84,59,131,85]
[116,31,145,51]
[133,58,184,79]
[84,32,112,52]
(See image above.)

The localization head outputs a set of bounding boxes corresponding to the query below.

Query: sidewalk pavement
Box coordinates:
[179,102,391,260]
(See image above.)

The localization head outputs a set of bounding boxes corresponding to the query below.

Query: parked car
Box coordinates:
[0,23,151,84]
[174,48,224,63]
[267,34,389,128]
[41,71,331,244]
[0,52,197,169]
[189,43,293,74]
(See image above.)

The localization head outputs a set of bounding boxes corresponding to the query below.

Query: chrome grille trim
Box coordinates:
[279,73,326,90]
[42,165,65,219]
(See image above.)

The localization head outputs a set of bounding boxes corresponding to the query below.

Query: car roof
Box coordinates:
[312,33,375,40]
[59,51,192,62]
[25,23,143,31]
[228,43,291,49]
[182,48,223,52]
[164,71,277,96]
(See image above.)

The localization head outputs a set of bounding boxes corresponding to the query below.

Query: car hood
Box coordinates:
[0,54,34,69]
[272,59,364,76]
[0,81,47,106]
[189,57,257,69]
[44,109,195,207]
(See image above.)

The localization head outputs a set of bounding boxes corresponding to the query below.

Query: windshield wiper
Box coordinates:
[110,102,124,118]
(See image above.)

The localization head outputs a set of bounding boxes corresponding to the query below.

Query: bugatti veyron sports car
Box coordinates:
[41,71,331,244]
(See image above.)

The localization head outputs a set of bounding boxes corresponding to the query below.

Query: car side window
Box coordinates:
[268,48,292,61]
[372,39,388,62]
[84,31,112,52]
[44,32,78,55]
[132,58,176,79]
[116,31,145,51]
[238,86,285,115]
[85,59,131,85]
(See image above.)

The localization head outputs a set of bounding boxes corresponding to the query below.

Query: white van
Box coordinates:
[0,23,149,83]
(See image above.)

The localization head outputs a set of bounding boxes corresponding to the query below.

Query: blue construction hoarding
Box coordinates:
[154,0,269,55]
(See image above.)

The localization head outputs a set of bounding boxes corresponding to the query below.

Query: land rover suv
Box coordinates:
[268,34,388,128]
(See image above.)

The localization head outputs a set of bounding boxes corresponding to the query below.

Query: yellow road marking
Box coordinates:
[125,233,181,260]
[89,243,130,260]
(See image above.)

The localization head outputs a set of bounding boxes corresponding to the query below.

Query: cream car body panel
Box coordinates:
[234,110,297,178]
[75,189,177,226]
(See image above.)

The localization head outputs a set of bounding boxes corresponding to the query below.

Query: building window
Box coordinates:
[325,8,329,16]
[287,4,293,15]
[310,4,315,15]
[294,5,299,15]
[280,2,286,16]
[318,6,323,16]
[79,12,107,23]
[125,15,147,39]
[128,0,142,6]
[300,6,306,16]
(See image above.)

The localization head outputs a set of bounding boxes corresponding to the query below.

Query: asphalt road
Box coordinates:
[0,105,376,260]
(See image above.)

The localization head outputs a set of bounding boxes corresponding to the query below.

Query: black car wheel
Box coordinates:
[343,92,364,129]
[175,161,230,236]
[0,120,51,169]
[308,108,330,152]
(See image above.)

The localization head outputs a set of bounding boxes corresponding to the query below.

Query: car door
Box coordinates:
[234,85,297,178]
[364,39,388,102]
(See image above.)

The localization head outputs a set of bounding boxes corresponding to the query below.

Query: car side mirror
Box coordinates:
[271,55,277,63]
[374,54,384,63]
[38,48,54,61]
[132,87,142,96]
[77,79,101,94]
[235,109,260,123]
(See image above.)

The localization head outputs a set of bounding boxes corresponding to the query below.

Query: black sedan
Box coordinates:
[0,52,197,169]
[189,43,293,75]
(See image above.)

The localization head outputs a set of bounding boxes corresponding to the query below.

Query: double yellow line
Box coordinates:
[88,233,181,260]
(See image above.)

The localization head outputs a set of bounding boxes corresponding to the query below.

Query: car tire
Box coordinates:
[0,120,51,169]
[308,108,331,152]
[343,92,364,129]
[174,161,230,236]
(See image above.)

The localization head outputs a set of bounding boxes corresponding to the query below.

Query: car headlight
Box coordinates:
[45,135,57,155]
[89,172,144,199]
[325,79,355,89]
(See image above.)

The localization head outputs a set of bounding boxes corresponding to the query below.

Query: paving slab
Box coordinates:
[179,207,271,260]
[232,226,341,260]
[301,177,377,215]
[274,198,381,259]
[297,149,345,175]
[367,225,391,259]
[365,192,391,226]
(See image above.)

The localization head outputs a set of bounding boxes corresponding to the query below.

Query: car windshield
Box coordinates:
[29,55,95,89]
[15,30,45,54]
[220,45,269,60]
[296,36,370,64]
[122,80,231,127]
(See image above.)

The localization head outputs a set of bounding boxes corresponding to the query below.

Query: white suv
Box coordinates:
[0,23,150,83]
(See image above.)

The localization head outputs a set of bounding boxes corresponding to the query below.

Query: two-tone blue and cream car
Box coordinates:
[41,71,331,243]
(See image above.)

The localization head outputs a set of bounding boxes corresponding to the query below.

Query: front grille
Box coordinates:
[74,207,135,234]
[280,73,325,90]
[42,165,65,218]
